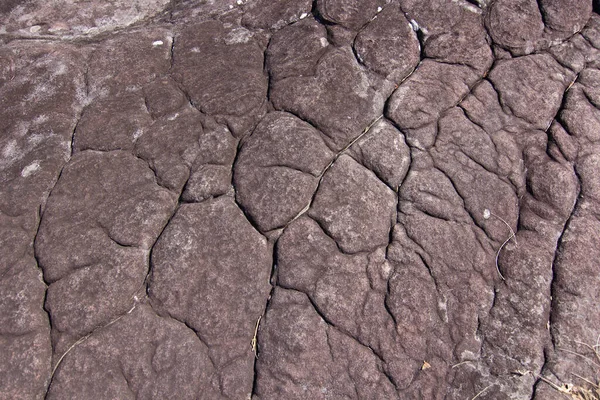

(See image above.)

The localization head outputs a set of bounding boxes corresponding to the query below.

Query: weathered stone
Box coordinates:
[486,0,593,55]
[422,9,493,75]
[486,0,544,54]
[353,4,420,82]
[134,107,203,192]
[308,155,396,253]
[399,0,477,34]
[46,304,221,399]
[348,119,410,190]
[0,0,170,37]
[0,259,51,400]
[266,18,330,81]
[234,111,334,232]
[35,150,177,359]
[3,1,600,398]
[316,0,386,30]
[386,60,476,147]
[253,287,397,399]
[73,92,152,152]
[271,47,385,151]
[148,197,271,399]
[242,0,312,30]
[182,164,231,203]
[0,42,85,400]
[172,21,267,136]
[488,54,574,130]
[142,78,187,120]
[88,30,173,95]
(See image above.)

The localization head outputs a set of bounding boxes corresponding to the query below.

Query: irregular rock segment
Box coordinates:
[172,21,268,137]
[386,0,493,148]
[386,60,480,148]
[0,0,170,38]
[87,29,173,96]
[0,42,86,400]
[533,63,600,398]
[73,92,153,152]
[35,151,177,359]
[182,118,238,202]
[2,1,600,399]
[266,18,330,81]
[0,253,51,400]
[142,78,187,120]
[270,44,385,151]
[46,304,221,399]
[430,109,521,240]
[148,197,272,399]
[487,54,575,130]
[347,118,411,191]
[242,0,312,30]
[254,287,398,399]
[316,0,386,30]
[308,155,396,254]
[134,107,203,192]
[234,111,334,232]
[353,4,420,82]
[486,0,593,55]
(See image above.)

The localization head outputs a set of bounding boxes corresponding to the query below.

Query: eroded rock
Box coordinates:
[148,197,271,399]
[35,151,177,359]
[234,111,334,232]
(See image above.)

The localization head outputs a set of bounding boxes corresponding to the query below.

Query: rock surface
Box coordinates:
[2,1,600,399]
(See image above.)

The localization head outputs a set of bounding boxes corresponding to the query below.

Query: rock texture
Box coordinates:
[2,1,600,399]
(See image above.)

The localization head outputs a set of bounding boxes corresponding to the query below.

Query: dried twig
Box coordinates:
[483,209,517,281]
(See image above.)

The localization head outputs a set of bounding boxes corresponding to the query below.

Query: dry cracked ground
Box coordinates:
[1,0,600,399]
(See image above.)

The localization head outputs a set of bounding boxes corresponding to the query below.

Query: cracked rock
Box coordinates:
[308,154,396,254]
[3,1,600,399]
[148,197,271,399]
[234,111,334,232]
[35,150,177,359]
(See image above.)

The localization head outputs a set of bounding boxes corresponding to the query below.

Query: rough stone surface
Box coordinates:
[148,197,272,399]
[316,0,386,30]
[234,111,334,232]
[270,46,386,151]
[34,150,177,360]
[2,2,600,399]
[308,155,397,254]
[0,0,170,38]
[172,21,268,137]
[242,0,312,30]
[353,4,420,82]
